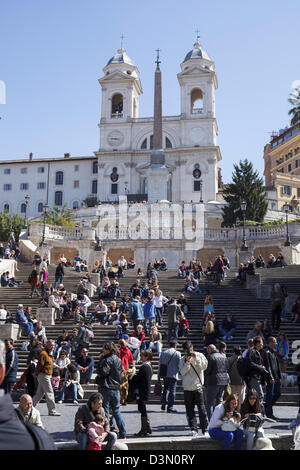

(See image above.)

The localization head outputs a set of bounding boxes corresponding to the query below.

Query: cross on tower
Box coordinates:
[155,48,161,69]
[120,33,125,48]
[195,28,201,42]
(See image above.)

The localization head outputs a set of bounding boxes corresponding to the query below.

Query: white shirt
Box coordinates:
[153,295,168,308]
[0,308,7,321]
[208,404,239,430]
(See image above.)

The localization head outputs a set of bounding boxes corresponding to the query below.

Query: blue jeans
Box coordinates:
[148,342,162,355]
[75,431,117,450]
[265,379,281,417]
[99,387,126,437]
[54,275,63,289]
[143,317,154,335]
[205,385,225,420]
[220,328,235,339]
[161,377,177,411]
[187,286,201,294]
[59,383,78,401]
[209,427,244,450]
[19,321,34,336]
[168,323,179,342]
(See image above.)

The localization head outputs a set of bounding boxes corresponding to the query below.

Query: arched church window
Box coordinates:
[73,200,79,210]
[191,88,203,114]
[55,171,64,185]
[111,93,123,118]
[166,137,172,148]
[38,202,44,213]
[141,138,147,149]
[4,203,9,213]
[20,203,26,213]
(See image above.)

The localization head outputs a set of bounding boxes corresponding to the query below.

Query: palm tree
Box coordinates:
[288,88,300,126]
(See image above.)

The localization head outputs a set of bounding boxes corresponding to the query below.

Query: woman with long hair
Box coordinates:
[204,289,214,313]
[240,389,265,450]
[208,393,244,450]
[131,350,153,437]
[204,320,219,346]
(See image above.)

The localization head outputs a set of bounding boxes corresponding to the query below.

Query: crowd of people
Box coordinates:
[0,245,299,451]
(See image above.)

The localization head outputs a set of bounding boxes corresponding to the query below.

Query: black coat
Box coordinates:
[132,361,153,402]
[262,347,282,382]
[204,352,229,386]
[96,352,123,391]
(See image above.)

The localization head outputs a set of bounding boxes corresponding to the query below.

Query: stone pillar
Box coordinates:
[90,273,100,287]
[0,324,20,341]
[36,308,56,326]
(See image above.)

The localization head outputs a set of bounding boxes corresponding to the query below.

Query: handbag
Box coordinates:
[127,379,137,403]
[221,418,238,432]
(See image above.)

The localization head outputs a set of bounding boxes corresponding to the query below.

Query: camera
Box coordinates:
[186,347,193,357]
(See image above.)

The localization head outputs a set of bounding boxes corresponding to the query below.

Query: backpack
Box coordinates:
[82,327,94,344]
[236,355,250,379]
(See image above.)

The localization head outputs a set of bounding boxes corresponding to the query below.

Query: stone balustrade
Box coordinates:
[30,222,96,241]
[0,324,20,341]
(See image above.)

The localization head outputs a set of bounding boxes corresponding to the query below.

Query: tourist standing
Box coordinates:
[158,340,181,413]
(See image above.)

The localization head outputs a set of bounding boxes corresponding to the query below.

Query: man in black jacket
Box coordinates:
[96,342,126,439]
[262,336,282,420]
[204,344,229,420]
[245,336,269,409]
[0,339,55,450]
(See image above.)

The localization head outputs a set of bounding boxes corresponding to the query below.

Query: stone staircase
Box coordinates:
[4,262,300,406]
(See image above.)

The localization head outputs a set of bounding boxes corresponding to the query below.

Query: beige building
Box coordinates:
[264,123,300,212]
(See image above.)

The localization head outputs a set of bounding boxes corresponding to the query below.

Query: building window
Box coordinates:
[55,191,63,206]
[38,202,44,212]
[92,161,98,174]
[55,171,64,185]
[283,185,291,195]
[4,169,11,175]
[111,183,118,194]
[20,183,29,190]
[73,200,79,209]
[296,159,300,168]
[111,93,123,118]
[4,203,9,212]
[166,137,172,148]
[37,182,46,190]
[74,180,79,188]
[92,180,98,194]
[74,165,79,172]
[191,88,203,114]
[297,188,300,198]
[141,138,147,149]
[288,164,292,172]
[3,184,12,191]
[21,168,27,174]
[38,167,45,173]
[20,203,26,213]
[194,181,201,191]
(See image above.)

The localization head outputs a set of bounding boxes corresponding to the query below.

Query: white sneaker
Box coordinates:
[190,430,199,439]
[57,400,63,404]
[73,400,78,404]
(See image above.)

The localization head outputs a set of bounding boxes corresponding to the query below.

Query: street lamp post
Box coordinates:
[283,202,291,246]
[23,195,30,229]
[240,200,248,251]
[199,180,203,203]
[40,203,49,247]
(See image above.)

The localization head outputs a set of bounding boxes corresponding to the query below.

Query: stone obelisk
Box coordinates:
[146,49,169,203]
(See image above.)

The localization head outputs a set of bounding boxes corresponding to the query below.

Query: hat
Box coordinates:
[207,344,217,351]
[122,334,129,340]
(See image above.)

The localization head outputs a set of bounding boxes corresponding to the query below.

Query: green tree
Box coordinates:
[0,211,24,242]
[44,204,75,226]
[222,159,268,227]
[288,88,300,126]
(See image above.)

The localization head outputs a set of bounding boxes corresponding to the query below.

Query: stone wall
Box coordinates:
[51,247,80,264]
[107,248,134,265]
[196,248,224,266]
[253,246,282,261]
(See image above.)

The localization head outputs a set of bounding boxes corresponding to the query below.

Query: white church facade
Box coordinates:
[0,40,224,230]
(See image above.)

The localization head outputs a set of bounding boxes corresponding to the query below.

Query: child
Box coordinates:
[51,368,61,392]
[87,415,105,450]
[178,312,189,337]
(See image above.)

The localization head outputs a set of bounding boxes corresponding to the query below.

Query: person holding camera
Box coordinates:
[179,341,209,437]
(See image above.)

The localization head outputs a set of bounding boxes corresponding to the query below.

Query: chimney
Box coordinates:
[29,152,33,160]
[64,153,70,158]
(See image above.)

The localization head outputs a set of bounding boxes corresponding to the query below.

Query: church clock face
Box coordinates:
[107,131,124,147]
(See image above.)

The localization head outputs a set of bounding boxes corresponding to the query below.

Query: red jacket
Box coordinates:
[179,317,189,329]
[131,330,145,343]
[119,347,133,371]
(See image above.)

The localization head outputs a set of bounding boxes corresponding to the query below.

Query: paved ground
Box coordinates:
[28,402,298,444]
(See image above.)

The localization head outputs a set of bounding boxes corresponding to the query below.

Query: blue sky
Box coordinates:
[0,0,299,183]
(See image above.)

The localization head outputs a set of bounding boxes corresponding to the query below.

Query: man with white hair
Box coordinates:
[0,340,55,449]
[15,394,44,428]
